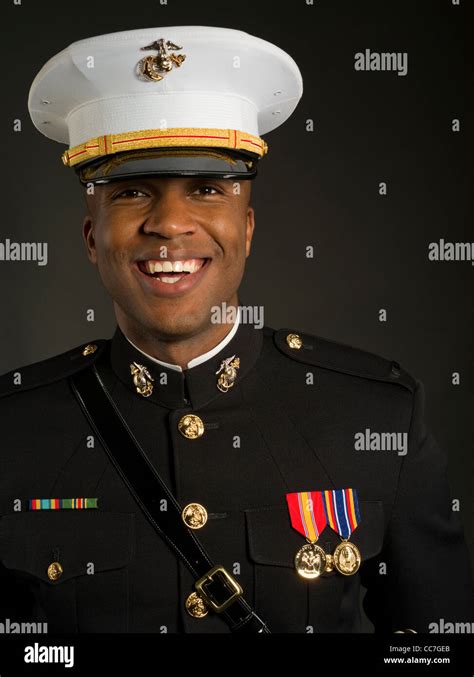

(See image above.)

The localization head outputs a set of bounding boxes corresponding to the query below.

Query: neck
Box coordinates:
[115,299,240,370]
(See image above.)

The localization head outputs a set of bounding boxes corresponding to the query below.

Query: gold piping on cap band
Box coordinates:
[62,127,268,168]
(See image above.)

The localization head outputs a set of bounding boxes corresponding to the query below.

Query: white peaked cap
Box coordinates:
[28,26,303,180]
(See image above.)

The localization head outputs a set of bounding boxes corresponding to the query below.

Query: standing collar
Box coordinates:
[124,306,241,372]
[109,313,263,410]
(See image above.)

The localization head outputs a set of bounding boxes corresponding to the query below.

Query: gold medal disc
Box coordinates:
[294,542,327,579]
[333,540,361,576]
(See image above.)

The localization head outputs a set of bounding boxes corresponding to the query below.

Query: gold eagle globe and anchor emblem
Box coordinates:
[137,39,186,81]
[216,355,240,393]
[130,362,154,397]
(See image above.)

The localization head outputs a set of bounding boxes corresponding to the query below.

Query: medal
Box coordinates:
[333,540,361,575]
[286,491,328,579]
[322,488,362,576]
[294,542,327,579]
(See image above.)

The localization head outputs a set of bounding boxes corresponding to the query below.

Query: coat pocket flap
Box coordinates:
[0,511,135,584]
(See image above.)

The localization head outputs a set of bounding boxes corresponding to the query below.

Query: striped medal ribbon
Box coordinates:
[322,488,362,576]
[286,491,328,579]
[28,498,98,510]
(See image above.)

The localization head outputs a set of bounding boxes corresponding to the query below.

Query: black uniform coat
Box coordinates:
[0,320,473,633]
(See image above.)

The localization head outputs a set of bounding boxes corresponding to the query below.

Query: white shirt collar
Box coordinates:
[124,307,241,372]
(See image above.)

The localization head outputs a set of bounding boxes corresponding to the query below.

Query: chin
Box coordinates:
[116,294,220,339]
[143,312,208,341]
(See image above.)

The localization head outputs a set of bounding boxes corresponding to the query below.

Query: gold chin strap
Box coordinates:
[62,127,268,168]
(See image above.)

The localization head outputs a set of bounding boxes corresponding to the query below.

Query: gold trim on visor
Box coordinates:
[62,127,268,168]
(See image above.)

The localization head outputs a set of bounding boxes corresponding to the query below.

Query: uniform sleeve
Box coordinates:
[362,378,474,632]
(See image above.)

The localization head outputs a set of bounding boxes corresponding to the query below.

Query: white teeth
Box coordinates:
[143,258,206,276]
[160,275,184,284]
[183,260,204,273]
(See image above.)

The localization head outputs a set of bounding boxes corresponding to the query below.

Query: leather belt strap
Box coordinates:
[70,363,270,634]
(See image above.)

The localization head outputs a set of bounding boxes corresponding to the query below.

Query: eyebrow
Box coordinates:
[105,177,242,193]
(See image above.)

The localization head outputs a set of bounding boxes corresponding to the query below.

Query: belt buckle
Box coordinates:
[195,565,243,613]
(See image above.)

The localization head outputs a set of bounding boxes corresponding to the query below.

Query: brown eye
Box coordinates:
[192,185,220,196]
[113,189,148,199]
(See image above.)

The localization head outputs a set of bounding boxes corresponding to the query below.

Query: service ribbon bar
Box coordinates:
[322,488,360,539]
[286,490,327,543]
[28,498,98,510]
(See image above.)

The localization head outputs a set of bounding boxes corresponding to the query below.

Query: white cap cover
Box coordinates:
[28,26,303,175]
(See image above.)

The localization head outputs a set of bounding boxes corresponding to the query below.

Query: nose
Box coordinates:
[142,188,197,239]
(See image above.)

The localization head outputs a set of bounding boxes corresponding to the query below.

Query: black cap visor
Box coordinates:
[76,147,258,184]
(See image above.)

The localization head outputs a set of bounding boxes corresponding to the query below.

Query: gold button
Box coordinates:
[286,333,303,350]
[82,343,98,356]
[47,561,63,581]
[185,591,208,618]
[182,503,208,529]
[394,628,417,633]
[178,414,204,439]
[324,553,334,573]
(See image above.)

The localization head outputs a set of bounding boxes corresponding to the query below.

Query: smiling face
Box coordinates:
[82,176,255,341]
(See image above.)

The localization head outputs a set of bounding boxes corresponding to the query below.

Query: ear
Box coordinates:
[82,215,98,264]
[245,206,255,258]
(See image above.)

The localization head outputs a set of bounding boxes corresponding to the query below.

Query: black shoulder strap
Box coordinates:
[70,364,270,634]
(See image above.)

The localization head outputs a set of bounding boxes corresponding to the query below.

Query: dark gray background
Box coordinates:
[1,0,472,584]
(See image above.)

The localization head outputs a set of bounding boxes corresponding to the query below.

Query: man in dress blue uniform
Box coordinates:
[0,26,472,634]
